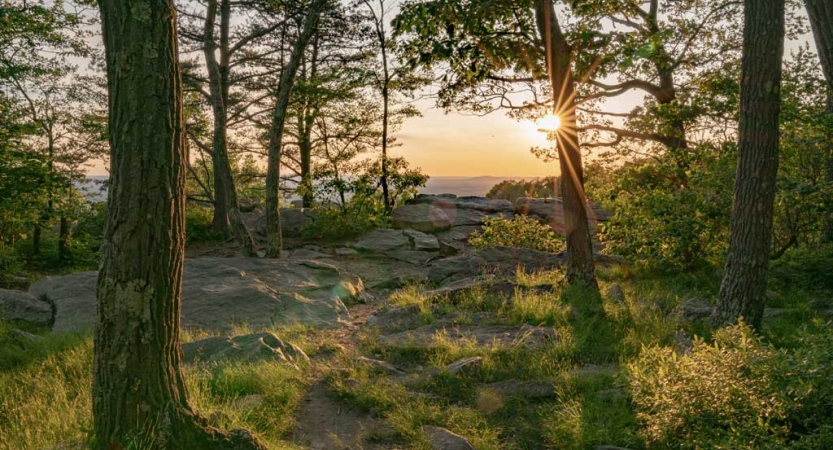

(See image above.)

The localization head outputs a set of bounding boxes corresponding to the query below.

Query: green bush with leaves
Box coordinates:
[627,323,833,449]
[593,146,734,272]
[469,215,564,253]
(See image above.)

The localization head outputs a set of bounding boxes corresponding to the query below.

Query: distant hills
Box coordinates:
[421,176,536,197]
[77,175,536,202]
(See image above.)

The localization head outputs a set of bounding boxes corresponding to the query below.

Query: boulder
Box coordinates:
[391,204,453,233]
[407,195,514,227]
[30,257,361,333]
[0,288,53,327]
[403,229,441,251]
[423,426,475,450]
[353,229,411,252]
[673,297,714,324]
[182,332,309,365]
[241,208,314,240]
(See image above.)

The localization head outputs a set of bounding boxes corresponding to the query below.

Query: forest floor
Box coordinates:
[3,255,828,450]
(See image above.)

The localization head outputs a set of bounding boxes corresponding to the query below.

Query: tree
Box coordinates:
[804,0,833,244]
[265,0,328,258]
[178,0,290,256]
[714,0,786,330]
[394,0,597,286]
[93,0,265,447]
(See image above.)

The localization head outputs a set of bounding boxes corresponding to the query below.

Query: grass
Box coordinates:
[2,261,831,449]
[0,322,316,450]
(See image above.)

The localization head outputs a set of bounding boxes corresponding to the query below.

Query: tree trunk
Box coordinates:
[379,3,392,213]
[94,1,265,448]
[58,215,71,260]
[32,223,41,255]
[536,0,597,288]
[714,0,785,331]
[265,0,327,258]
[805,0,833,244]
[204,0,257,256]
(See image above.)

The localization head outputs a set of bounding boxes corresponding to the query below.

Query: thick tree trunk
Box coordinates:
[805,0,833,244]
[265,0,327,258]
[204,0,257,256]
[94,1,265,448]
[714,0,785,331]
[536,0,597,288]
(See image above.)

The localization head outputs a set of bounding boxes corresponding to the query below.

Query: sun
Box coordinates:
[538,114,561,131]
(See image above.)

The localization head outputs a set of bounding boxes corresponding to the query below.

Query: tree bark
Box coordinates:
[265,0,327,258]
[714,0,785,331]
[58,214,71,260]
[805,0,833,244]
[204,0,257,256]
[94,1,265,448]
[536,0,597,288]
[378,0,392,213]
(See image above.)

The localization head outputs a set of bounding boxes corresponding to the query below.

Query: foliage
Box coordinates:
[593,145,735,272]
[469,215,564,253]
[303,156,427,240]
[185,205,225,244]
[485,177,560,203]
[628,323,833,449]
[771,244,833,292]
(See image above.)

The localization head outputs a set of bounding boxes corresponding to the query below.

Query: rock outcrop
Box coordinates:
[29,257,361,333]
[0,288,53,327]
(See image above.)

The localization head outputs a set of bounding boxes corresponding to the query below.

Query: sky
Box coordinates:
[82,6,816,180]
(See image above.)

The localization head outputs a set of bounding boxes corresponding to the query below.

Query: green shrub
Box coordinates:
[627,323,833,449]
[185,204,224,244]
[469,215,564,253]
[771,244,833,292]
[301,200,386,241]
[594,148,734,272]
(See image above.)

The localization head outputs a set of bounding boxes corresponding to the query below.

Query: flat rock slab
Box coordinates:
[182,332,309,365]
[378,323,558,350]
[29,257,361,333]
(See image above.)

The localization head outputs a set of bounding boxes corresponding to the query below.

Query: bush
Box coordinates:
[469,215,564,253]
[594,147,734,272]
[185,204,224,244]
[771,244,833,292]
[301,199,386,241]
[486,177,559,203]
[627,323,833,449]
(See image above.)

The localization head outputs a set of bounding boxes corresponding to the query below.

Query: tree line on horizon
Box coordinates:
[1,0,832,446]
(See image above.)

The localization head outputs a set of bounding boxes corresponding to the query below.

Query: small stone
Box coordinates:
[423,426,476,450]
[355,356,406,375]
[446,356,483,376]
[334,247,358,256]
[230,394,265,410]
[674,329,693,354]
[605,283,626,303]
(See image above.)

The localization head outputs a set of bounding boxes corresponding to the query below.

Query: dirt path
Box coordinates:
[291,301,396,450]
